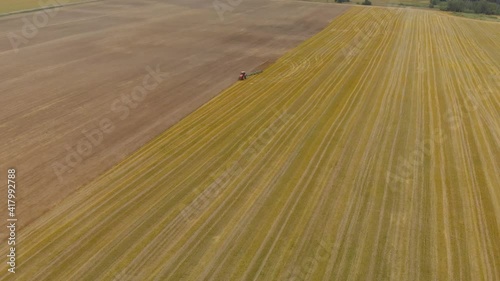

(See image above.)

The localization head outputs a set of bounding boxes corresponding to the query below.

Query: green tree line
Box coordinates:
[430,0,500,15]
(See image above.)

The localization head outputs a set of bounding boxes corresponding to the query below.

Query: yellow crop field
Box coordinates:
[2,6,499,281]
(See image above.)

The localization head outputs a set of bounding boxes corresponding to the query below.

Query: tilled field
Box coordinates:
[1,6,499,281]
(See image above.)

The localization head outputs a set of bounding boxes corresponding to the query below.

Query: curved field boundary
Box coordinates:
[1,6,499,281]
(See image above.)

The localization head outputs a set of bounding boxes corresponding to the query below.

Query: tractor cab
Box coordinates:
[239,71,247,80]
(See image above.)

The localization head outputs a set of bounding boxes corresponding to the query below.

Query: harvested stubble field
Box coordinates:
[2,5,500,281]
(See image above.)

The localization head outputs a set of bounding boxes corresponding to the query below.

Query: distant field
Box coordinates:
[301,0,430,7]
[0,0,89,14]
[370,0,429,7]
[2,6,498,280]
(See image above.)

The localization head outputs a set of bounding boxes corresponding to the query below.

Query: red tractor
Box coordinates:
[239,71,247,80]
